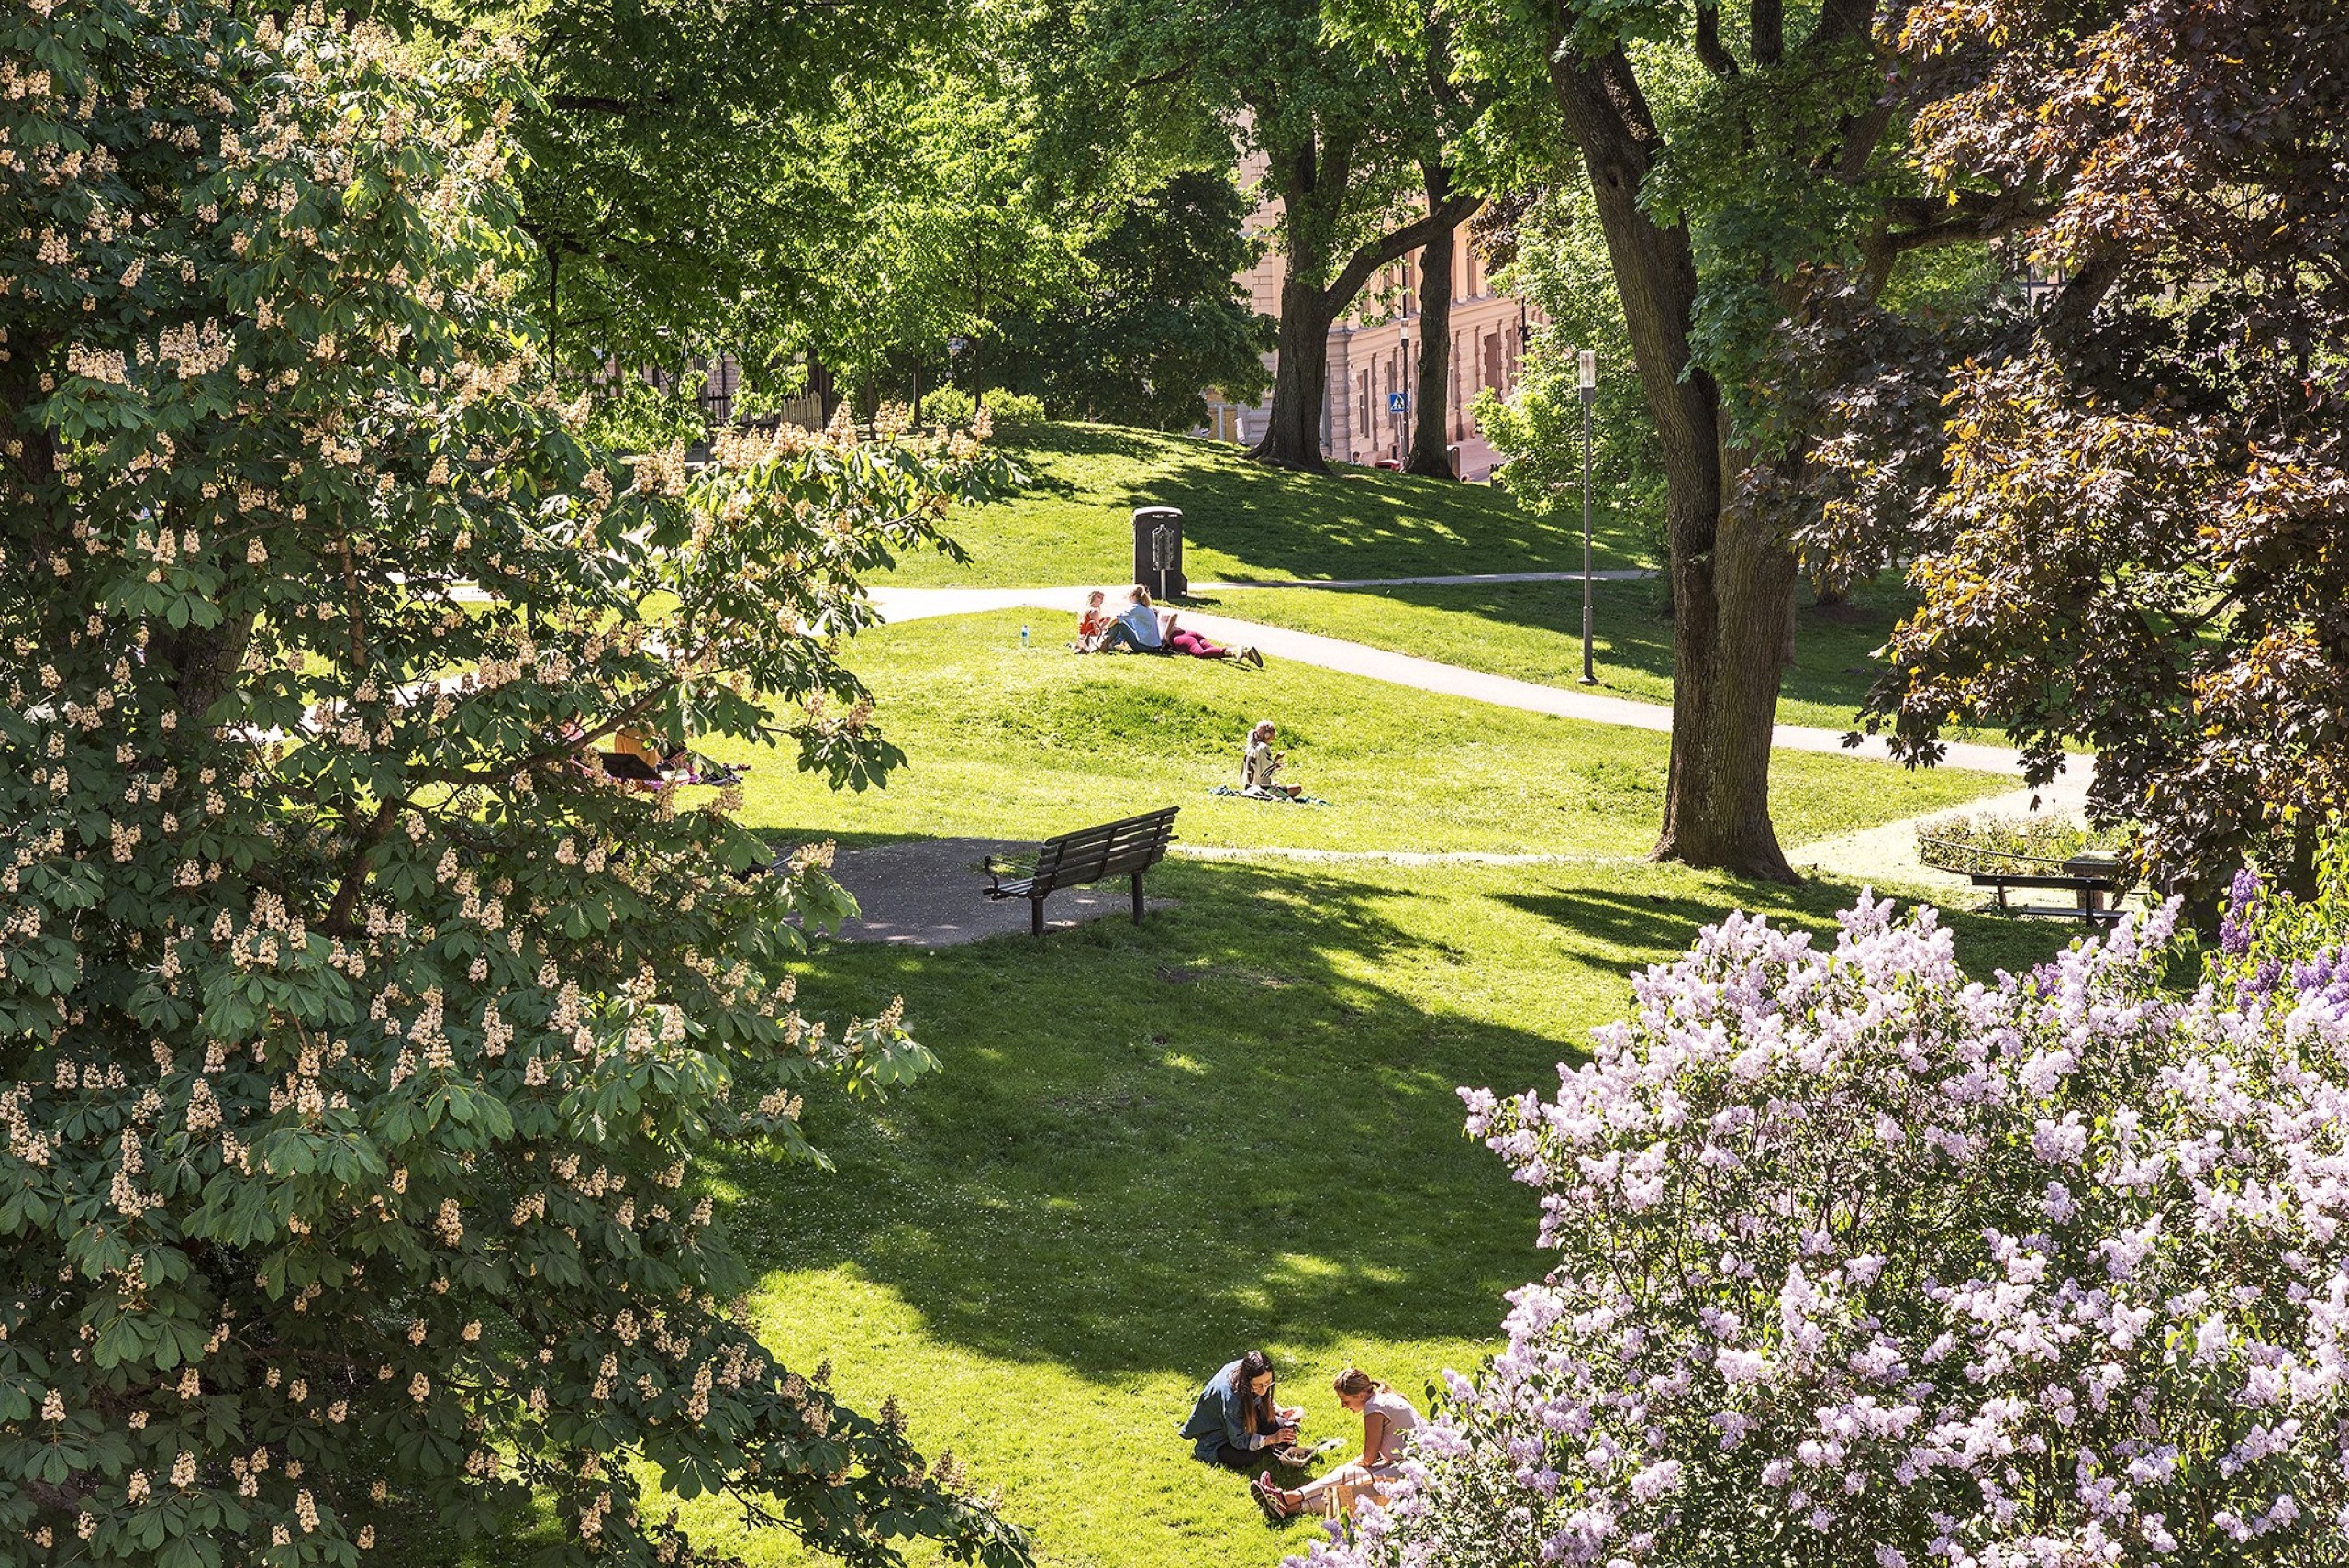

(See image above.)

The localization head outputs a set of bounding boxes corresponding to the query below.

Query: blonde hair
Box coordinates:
[1332,1367,1386,1399]
[1128,584,1152,606]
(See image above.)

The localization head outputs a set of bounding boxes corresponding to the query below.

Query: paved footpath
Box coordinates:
[870,583,2087,780]
[868,580,2095,891]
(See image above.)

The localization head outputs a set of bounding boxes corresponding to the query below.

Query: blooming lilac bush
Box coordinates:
[1299,891,2349,1568]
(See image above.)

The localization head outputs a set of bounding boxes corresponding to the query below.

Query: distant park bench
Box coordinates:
[1918,838,2130,925]
[985,807,1180,936]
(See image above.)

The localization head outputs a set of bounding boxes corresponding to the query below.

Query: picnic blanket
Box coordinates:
[1211,784,1334,807]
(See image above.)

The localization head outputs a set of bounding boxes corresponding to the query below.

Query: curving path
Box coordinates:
[865,581,2094,895]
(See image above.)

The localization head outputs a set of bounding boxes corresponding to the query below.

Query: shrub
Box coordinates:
[0,7,1024,1565]
[978,389,1047,428]
[919,386,980,428]
[1301,891,2349,1568]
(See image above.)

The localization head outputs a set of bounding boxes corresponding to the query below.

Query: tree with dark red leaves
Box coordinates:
[1815,0,2349,910]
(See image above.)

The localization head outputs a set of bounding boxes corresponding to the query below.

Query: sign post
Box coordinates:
[1578,349,1598,685]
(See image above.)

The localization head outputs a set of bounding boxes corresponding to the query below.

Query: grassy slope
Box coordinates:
[887,421,1986,740]
[1197,578,1983,737]
[714,613,2011,857]
[662,852,2074,1568]
[628,617,2056,1566]
[881,423,1657,588]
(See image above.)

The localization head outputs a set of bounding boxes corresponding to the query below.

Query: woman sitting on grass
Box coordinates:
[1072,589,1113,652]
[1254,1368,1419,1520]
[1180,1350,1304,1472]
[1097,584,1166,653]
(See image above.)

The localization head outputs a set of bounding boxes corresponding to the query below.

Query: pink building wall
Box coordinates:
[1202,154,1538,479]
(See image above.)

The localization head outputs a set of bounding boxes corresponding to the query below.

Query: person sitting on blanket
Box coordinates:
[1180,1349,1305,1472]
[1241,720,1302,798]
[1255,1367,1419,1520]
[1073,589,1113,652]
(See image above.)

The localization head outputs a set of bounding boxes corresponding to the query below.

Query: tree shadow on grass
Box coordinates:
[1492,881,2079,984]
[710,850,2070,1390]
[1141,451,1633,583]
[716,857,1655,1385]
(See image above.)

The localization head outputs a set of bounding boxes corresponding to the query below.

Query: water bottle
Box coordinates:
[1019,624,1030,649]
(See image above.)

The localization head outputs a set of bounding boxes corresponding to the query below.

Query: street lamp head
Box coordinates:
[1398,327,1410,354]
[1578,349,1597,390]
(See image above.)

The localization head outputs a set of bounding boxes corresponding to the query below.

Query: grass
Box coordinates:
[1197,577,1976,737]
[651,851,2076,1567]
[882,422,1657,588]
[640,611,2048,1563]
[714,612,2015,859]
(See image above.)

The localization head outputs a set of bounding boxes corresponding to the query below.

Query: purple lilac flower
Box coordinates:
[1294,895,2349,1568]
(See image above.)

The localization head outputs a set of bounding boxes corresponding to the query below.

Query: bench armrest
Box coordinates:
[984,854,1034,893]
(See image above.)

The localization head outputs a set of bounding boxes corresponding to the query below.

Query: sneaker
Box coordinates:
[1243,646,1265,668]
[1252,1474,1291,1522]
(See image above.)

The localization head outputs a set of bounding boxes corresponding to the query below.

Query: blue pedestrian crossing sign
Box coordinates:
[1386,391,1410,413]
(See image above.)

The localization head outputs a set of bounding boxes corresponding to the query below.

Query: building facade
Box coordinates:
[1203,160,1537,479]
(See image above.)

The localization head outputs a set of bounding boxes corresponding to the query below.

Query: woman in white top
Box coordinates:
[1254,1367,1419,1520]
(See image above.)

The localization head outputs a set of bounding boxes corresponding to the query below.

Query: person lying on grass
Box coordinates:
[1180,1349,1307,1472]
[1097,584,1263,665]
[1241,720,1301,798]
[1254,1367,1419,1521]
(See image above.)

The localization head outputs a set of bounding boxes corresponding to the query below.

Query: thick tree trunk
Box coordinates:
[1406,180,1475,478]
[1550,42,1797,881]
[1250,274,1337,473]
[1654,437,1798,873]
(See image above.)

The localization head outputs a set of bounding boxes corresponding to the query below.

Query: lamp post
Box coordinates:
[1578,348,1598,685]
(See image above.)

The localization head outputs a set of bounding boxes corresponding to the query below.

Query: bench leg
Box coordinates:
[1131,872,1144,926]
[1031,897,1044,938]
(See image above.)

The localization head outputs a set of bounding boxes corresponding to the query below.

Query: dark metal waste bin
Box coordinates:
[1132,506,1185,599]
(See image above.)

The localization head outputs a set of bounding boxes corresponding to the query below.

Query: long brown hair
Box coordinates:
[1235,1349,1276,1435]
[1332,1367,1387,1400]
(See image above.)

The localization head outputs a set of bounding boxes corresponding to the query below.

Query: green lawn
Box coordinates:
[656,851,2075,1567]
[635,610,2053,1564]
[884,422,1656,588]
[718,612,2012,858]
[1198,577,1974,737]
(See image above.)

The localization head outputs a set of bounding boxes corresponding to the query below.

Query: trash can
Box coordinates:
[1132,506,1185,599]
[2063,851,2125,915]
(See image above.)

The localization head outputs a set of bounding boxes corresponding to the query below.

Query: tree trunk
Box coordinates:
[808,353,840,423]
[1550,43,1798,881]
[1249,274,1337,472]
[1406,178,1476,478]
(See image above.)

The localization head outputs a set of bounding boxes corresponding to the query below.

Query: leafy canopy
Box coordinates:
[0,4,1024,1563]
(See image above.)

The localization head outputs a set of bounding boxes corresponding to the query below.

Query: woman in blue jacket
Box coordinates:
[1179,1349,1301,1470]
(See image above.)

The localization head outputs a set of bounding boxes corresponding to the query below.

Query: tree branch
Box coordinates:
[1319,189,1483,320]
[1696,4,1740,77]
[1807,0,1874,53]
[1753,0,1785,65]
[322,797,401,938]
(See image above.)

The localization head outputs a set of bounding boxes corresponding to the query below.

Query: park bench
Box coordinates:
[984,806,1180,936]
[1919,838,2130,925]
